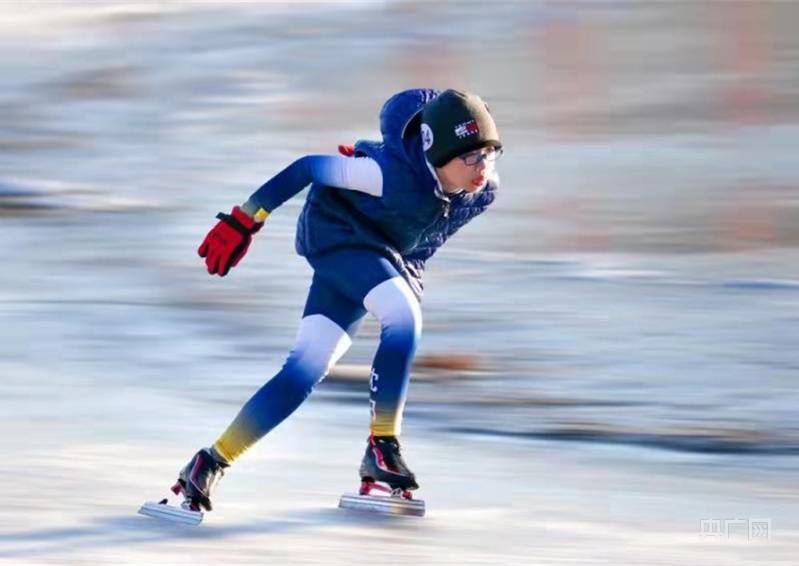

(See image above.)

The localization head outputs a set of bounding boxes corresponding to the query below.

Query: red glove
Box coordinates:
[198,206,262,276]
[338,144,355,157]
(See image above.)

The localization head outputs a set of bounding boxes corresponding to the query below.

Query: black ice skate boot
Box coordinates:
[359,434,419,497]
[138,447,229,525]
[173,447,229,512]
[338,434,425,516]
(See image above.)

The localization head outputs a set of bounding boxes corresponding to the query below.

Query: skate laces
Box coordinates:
[374,436,400,451]
[374,436,404,460]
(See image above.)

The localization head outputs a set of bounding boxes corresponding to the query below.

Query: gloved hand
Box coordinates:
[198,206,263,276]
[338,144,355,157]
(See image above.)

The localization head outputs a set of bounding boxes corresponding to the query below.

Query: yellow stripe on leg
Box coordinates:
[370,412,401,437]
[212,425,256,464]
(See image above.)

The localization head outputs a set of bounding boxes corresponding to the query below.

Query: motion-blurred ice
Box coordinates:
[0,2,797,564]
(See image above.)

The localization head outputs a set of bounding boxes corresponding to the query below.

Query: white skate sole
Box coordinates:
[339,493,425,517]
[138,500,203,526]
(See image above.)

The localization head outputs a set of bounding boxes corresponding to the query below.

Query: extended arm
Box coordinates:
[240,155,383,220]
[199,153,382,277]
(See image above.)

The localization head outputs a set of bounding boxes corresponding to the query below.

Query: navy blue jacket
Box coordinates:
[295,88,498,297]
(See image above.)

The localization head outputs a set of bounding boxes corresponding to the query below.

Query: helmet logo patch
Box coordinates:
[421,123,434,151]
[454,120,479,139]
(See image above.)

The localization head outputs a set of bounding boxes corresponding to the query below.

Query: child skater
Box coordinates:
[174,88,502,514]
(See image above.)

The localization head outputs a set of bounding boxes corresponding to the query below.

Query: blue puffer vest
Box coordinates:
[295,88,498,297]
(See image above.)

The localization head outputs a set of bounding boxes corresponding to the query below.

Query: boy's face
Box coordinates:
[438,146,499,194]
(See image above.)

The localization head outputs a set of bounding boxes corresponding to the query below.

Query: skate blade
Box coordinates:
[138,501,203,526]
[338,494,425,517]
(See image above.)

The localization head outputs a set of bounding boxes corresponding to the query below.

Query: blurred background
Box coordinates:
[0,1,797,564]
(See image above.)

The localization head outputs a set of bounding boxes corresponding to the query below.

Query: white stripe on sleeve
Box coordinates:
[311,155,383,197]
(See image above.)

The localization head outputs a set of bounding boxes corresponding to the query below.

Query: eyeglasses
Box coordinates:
[459,147,503,167]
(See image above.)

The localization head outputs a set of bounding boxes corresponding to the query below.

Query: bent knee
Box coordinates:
[283,314,352,384]
[363,277,422,341]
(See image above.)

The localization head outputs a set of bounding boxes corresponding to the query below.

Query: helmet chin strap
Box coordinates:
[432,164,461,195]
[439,178,464,195]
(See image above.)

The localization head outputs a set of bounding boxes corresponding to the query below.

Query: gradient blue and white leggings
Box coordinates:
[213,248,421,464]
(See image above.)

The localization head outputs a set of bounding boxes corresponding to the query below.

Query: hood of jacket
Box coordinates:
[377,88,441,164]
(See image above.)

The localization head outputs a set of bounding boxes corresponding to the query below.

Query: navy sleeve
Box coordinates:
[244,155,382,214]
